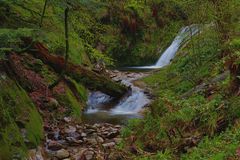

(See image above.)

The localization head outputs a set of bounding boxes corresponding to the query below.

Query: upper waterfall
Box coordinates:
[155,25,199,67]
[126,25,199,69]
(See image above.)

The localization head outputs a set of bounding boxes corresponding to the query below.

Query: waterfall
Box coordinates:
[155,25,199,67]
[126,25,199,69]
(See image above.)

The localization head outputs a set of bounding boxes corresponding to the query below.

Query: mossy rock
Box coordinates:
[53,81,86,121]
[0,70,43,159]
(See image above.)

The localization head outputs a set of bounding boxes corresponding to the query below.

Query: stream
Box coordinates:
[83,70,151,124]
[83,25,199,124]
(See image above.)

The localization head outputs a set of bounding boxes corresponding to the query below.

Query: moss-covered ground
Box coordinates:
[0,70,43,159]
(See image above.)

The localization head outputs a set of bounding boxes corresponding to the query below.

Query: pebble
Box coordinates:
[55,149,69,159]
[44,123,122,159]
[48,140,63,151]
[102,142,115,149]
[81,132,87,137]
[64,126,76,134]
[85,151,95,160]
[63,117,72,123]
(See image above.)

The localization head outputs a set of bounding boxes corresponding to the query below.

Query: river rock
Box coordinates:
[64,126,76,134]
[81,132,87,137]
[46,98,59,108]
[87,137,98,145]
[86,128,96,133]
[102,142,115,149]
[73,148,88,160]
[48,140,63,151]
[55,149,70,159]
[68,131,81,139]
[85,150,95,160]
[63,117,72,123]
[115,125,122,129]
[97,136,104,143]
[28,147,44,160]
[106,130,119,139]
[66,137,83,145]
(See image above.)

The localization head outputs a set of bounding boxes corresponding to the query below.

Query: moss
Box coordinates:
[54,83,83,120]
[0,71,43,159]
[0,121,27,159]
[67,77,88,102]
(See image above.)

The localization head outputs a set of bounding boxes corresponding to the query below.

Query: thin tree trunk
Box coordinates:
[39,0,48,28]
[49,7,69,89]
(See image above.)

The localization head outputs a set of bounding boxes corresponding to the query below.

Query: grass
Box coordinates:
[122,26,240,159]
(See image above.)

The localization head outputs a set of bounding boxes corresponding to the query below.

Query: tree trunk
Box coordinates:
[39,0,48,28]
[49,7,69,89]
[25,42,128,98]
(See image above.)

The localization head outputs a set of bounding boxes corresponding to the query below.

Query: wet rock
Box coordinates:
[106,130,119,139]
[28,147,44,160]
[68,131,81,139]
[73,148,88,160]
[63,117,72,123]
[48,140,63,151]
[85,124,98,130]
[97,136,104,143]
[93,123,101,128]
[81,132,87,137]
[102,142,115,149]
[87,137,98,145]
[48,129,60,140]
[55,149,70,159]
[64,126,76,134]
[85,129,96,134]
[66,137,83,145]
[83,137,87,142]
[57,140,68,145]
[85,150,95,160]
[47,98,59,108]
[115,125,122,129]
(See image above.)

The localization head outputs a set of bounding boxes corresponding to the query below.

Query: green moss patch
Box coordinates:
[53,82,85,120]
[0,71,43,159]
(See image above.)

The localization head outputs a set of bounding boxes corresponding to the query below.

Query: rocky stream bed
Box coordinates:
[28,70,152,160]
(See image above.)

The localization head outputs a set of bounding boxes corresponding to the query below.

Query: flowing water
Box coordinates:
[83,72,150,124]
[84,25,199,124]
[127,25,199,69]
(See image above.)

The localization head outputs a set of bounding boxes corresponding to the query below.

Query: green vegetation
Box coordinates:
[120,0,240,158]
[0,0,240,159]
[0,71,43,159]
[53,82,83,119]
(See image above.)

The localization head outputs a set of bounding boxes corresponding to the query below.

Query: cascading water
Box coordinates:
[127,25,199,69]
[84,72,150,124]
[84,25,199,124]
[110,74,150,114]
[155,25,198,67]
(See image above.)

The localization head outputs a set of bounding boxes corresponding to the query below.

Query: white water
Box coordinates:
[86,91,112,113]
[85,72,150,117]
[110,74,150,114]
[128,25,199,69]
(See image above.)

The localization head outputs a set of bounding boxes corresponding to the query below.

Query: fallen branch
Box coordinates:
[25,42,128,98]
